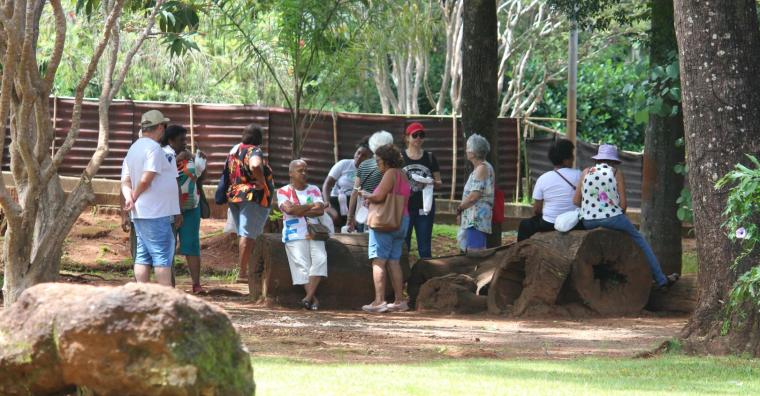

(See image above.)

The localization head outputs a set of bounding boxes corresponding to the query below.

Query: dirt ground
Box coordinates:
[23,212,693,362]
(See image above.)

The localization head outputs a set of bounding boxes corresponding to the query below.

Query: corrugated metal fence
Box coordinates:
[525,133,644,208]
[2,98,519,200]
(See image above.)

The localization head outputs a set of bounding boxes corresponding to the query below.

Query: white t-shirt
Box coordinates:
[121,138,180,219]
[277,184,324,242]
[328,159,356,197]
[532,168,581,223]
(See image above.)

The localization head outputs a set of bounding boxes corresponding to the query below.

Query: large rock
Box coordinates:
[0,283,255,396]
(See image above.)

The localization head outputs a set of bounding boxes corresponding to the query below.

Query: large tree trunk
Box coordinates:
[674,0,760,354]
[488,230,653,317]
[250,233,410,309]
[640,0,684,276]
[461,0,499,247]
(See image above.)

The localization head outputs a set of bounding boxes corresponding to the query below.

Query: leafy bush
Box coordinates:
[716,155,760,334]
[536,47,649,151]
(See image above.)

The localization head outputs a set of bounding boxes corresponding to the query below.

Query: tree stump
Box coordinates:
[488,229,653,316]
[416,274,487,314]
[407,244,513,307]
[647,273,697,313]
[250,233,409,309]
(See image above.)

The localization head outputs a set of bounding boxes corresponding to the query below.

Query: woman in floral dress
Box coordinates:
[457,134,495,252]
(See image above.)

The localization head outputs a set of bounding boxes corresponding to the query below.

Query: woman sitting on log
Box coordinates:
[276,159,329,310]
[360,144,412,313]
[573,144,679,289]
[457,134,495,252]
[518,139,583,241]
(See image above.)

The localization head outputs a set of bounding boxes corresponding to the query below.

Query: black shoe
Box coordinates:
[301,299,312,310]
[666,273,680,287]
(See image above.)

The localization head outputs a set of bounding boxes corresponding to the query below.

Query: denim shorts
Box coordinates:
[368,216,410,260]
[229,201,271,239]
[133,216,175,267]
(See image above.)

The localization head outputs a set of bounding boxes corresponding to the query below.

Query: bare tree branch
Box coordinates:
[43,0,126,184]
[43,0,67,92]
[109,0,165,100]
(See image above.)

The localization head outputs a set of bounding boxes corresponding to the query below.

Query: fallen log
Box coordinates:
[249,233,410,309]
[407,244,514,307]
[646,273,697,313]
[488,229,653,316]
[416,274,488,314]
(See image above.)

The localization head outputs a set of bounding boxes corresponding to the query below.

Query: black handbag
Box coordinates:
[214,159,229,205]
[198,181,211,219]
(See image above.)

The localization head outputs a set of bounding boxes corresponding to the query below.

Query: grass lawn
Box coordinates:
[252,355,759,396]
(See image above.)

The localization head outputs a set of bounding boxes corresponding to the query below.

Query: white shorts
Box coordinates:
[285,239,328,285]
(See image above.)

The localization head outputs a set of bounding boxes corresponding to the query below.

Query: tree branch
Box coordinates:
[43,0,66,93]
[109,0,165,100]
[43,0,126,184]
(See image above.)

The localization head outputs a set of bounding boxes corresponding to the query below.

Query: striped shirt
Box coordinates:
[356,158,383,192]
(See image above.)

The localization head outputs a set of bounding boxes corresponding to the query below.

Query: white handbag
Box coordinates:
[554,209,581,232]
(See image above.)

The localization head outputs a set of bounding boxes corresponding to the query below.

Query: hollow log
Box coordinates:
[646,273,697,313]
[416,274,488,314]
[488,229,653,316]
[407,244,514,307]
[249,233,409,309]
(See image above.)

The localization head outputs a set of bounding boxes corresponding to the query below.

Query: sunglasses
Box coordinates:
[411,132,425,139]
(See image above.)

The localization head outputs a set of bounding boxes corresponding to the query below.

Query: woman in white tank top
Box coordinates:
[573,144,679,289]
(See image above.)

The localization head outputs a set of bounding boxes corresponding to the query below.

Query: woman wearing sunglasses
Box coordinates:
[401,122,442,259]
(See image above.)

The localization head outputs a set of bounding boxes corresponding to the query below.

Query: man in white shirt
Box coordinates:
[121,110,181,286]
[518,139,583,241]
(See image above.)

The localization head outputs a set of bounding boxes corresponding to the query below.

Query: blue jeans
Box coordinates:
[582,214,668,286]
[405,204,435,259]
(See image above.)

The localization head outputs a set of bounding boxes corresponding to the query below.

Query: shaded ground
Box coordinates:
[1,212,692,363]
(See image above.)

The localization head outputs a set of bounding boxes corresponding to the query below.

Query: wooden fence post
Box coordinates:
[51,96,57,155]
[450,114,458,201]
[332,111,339,163]
[189,99,195,153]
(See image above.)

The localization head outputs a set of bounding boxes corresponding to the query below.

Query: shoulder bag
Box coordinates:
[214,158,230,205]
[288,185,331,241]
[367,169,405,232]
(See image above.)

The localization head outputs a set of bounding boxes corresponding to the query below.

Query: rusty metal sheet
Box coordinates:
[3,97,520,207]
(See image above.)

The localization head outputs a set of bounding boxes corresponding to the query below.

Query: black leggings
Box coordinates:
[517,214,585,241]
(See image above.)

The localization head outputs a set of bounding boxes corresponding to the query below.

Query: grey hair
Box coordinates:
[368,130,394,153]
[466,134,490,160]
[289,159,307,172]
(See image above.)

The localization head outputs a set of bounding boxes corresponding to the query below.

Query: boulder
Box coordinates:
[0,283,255,396]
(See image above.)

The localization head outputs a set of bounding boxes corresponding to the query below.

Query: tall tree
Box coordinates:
[639,0,684,276]
[215,0,373,158]
[0,0,197,306]
[674,0,760,354]
[460,0,498,247]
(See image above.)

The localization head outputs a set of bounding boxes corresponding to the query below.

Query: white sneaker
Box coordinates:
[362,302,388,313]
[386,301,409,312]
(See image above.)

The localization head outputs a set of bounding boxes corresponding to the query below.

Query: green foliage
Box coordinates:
[544,0,645,30]
[635,52,681,125]
[674,159,693,223]
[715,155,760,334]
[536,45,649,151]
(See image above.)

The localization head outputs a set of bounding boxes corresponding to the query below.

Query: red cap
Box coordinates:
[405,122,425,135]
